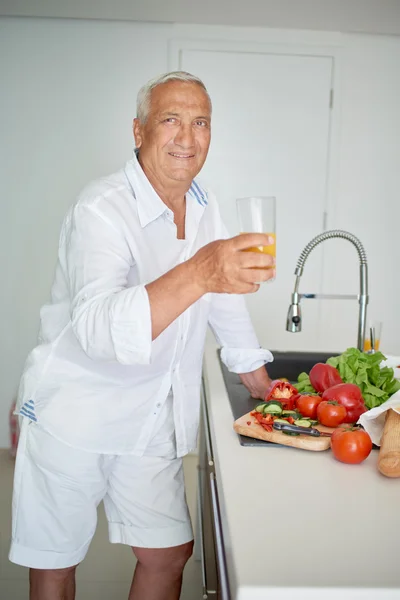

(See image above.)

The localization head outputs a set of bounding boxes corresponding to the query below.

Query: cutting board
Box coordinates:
[233,412,336,451]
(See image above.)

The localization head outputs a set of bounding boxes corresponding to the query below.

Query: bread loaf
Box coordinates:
[377,409,400,478]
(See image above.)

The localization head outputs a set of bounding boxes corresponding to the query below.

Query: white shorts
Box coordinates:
[9,420,193,570]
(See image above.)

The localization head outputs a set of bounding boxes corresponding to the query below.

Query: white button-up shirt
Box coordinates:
[17,154,273,456]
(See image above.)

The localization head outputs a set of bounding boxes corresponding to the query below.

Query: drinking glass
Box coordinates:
[236,196,276,278]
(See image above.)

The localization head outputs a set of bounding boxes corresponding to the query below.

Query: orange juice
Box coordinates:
[363,339,380,352]
[241,233,276,269]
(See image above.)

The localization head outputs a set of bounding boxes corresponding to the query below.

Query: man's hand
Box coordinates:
[239,365,273,400]
[188,234,275,295]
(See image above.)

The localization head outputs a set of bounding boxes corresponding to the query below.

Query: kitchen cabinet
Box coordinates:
[197,380,230,599]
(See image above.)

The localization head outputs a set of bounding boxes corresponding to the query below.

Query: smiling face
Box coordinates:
[133,80,211,191]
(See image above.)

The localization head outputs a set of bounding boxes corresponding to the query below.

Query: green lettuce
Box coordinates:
[326,348,400,409]
[294,372,315,394]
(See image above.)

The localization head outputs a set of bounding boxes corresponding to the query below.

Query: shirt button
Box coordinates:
[156,403,161,408]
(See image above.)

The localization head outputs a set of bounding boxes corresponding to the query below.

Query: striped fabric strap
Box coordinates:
[190,180,208,206]
[19,399,37,422]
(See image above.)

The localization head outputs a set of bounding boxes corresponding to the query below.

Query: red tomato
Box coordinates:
[330,427,372,464]
[322,383,366,423]
[317,401,347,427]
[296,394,323,419]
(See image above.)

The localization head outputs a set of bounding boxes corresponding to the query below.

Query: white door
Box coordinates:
[178,47,334,351]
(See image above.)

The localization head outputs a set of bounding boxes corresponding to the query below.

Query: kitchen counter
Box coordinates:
[202,336,400,600]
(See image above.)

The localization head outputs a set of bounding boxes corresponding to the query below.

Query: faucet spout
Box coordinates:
[286,230,369,351]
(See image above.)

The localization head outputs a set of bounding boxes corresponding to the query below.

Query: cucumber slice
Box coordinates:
[263,402,283,415]
[282,410,302,419]
[294,419,312,428]
[273,418,288,424]
[296,417,319,426]
[254,403,267,413]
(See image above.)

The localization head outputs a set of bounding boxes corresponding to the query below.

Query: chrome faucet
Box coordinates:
[286,230,369,351]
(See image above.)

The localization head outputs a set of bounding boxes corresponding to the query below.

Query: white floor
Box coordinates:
[0,450,202,599]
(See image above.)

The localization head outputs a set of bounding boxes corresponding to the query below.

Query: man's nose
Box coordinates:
[174,124,195,148]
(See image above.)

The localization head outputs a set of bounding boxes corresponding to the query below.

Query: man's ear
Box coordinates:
[133,118,142,148]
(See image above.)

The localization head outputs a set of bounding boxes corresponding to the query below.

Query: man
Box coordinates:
[10,71,275,600]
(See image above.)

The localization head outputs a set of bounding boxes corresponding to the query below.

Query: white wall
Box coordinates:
[1,17,399,447]
[2,0,400,35]
[0,17,171,448]
[320,33,400,353]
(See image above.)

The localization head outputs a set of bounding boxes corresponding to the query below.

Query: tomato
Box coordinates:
[330,427,372,464]
[322,383,366,423]
[317,401,347,427]
[309,363,343,393]
[296,394,323,419]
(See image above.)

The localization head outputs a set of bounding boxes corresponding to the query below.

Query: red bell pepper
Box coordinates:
[321,383,366,423]
[265,379,299,410]
[252,411,275,432]
[309,363,343,393]
[265,379,298,401]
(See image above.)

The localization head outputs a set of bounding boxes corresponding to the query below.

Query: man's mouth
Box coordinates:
[168,152,195,159]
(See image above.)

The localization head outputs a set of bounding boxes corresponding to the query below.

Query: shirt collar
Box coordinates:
[124,153,167,228]
[124,152,208,229]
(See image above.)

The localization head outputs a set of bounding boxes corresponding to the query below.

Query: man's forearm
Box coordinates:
[145,261,204,340]
[239,365,272,400]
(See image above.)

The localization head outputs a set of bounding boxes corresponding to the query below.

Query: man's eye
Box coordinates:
[164,118,177,124]
[195,120,207,127]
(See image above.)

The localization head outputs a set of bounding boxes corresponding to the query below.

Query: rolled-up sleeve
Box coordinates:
[208,293,273,373]
[62,203,152,364]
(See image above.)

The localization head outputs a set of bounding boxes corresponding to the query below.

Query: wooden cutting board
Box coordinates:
[233,412,336,451]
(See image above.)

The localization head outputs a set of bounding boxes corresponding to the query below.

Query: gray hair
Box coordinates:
[136,71,212,123]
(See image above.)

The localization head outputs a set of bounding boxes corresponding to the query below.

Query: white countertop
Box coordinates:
[202,337,400,600]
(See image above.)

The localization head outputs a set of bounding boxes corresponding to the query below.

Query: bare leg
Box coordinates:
[29,566,77,600]
[129,541,193,600]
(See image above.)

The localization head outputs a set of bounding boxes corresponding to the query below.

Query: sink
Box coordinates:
[264,350,337,382]
[218,349,338,447]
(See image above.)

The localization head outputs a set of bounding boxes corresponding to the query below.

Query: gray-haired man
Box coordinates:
[10,71,275,600]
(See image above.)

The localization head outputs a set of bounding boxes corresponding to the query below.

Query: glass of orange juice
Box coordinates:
[363,320,382,352]
[236,196,276,281]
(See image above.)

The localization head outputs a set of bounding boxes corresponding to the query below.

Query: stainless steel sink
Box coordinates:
[264,350,338,382]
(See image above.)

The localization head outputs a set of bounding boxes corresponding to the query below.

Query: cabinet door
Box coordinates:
[178,47,333,351]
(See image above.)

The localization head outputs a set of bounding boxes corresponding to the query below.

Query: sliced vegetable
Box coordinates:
[281,410,302,419]
[265,380,298,401]
[330,427,372,464]
[297,417,319,426]
[309,363,343,393]
[317,401,347,427]
[293,419,312,428]
[322,383,366,423]
[252,411,275,431]
[254,403,267,413]
[263,401,283,415]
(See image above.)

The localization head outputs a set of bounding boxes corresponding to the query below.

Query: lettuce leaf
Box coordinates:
[326,348,400,409]
[294,372,316,394]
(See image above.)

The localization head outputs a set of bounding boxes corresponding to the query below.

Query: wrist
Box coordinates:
[185,255,209,296]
